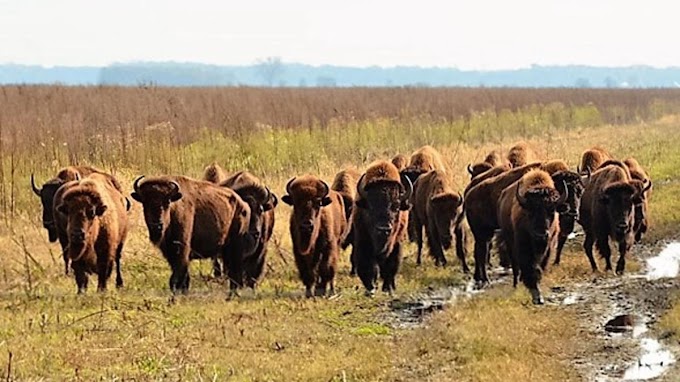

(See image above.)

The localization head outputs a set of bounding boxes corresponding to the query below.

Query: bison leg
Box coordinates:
[97,256,114,292]
[380,243,402,294]
[212,257,223,278]
[616,240,628,275]
[473,236,492,288]
[414,214,424,266]
[596,236,613,272]
[455,225,469,273]
[115,242,124,288]
[59,236,70,275]
[316,247,337,297]
[357,250,378,296]
[553,233,568,266]
[583,232,598,271]
[244,243,267,289]
[294,252,315,298]
[517,243,544,305]
[425,223,447,267]
[73,263,88,294]
[167,244,191,293]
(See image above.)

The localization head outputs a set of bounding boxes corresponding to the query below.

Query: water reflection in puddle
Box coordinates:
[646,242,680,280]
[622,338,675,380]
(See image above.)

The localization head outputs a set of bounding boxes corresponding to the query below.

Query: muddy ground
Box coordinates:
[389,235,680,381]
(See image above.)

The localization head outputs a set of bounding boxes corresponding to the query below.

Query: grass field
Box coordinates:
[1,87,680,381]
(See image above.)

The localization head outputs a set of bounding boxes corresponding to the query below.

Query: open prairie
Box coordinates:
[2,86,680,381]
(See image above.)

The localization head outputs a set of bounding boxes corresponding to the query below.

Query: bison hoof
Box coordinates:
[364,288,376,297]
[530,289,544,305]
[474,280,489,290]
[305,288,314,298]
[314,288,327,297]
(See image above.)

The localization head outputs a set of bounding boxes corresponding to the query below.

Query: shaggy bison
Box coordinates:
[31,166,125,274]
[131,176,251,293]
[624,157,652,243]
[353,161,412,295]
[203,162,227,184]
[400,145,447,186]
[579,164,650,274]
[54,174,129,293]
[391,154,408,171]
[507,142,539,168]
[467,150,507,179]
[412,170,467,272]
[497,170,565,304]
[331,167,361,274]
[220,171,277,288]
[282,175,347,297]
[465,162,542,287]
[579,146,611,174]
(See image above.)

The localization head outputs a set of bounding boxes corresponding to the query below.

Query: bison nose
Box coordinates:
[70,230,85,242]
[376,224,393,235]
[248,230,261,241]
[615,223,629,234]
[300,221,314,233]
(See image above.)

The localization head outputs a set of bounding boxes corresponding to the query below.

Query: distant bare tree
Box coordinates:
[256,57,284,86]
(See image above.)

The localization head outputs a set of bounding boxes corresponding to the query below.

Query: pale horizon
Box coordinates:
[1,0,679,70]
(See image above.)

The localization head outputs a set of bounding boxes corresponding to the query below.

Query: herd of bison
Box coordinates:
[29,143,652,304]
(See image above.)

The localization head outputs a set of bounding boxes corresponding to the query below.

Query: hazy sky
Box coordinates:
[0,0,677,69]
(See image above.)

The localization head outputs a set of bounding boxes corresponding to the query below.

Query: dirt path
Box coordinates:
[388,236,680,381]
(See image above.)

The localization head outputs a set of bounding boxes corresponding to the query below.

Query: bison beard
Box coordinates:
[354,163,412,295]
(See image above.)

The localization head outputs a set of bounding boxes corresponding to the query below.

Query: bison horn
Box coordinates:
[457,191,464,207]
[357,174,368,200]
[643,179,652,193]
[285,177,296,196]
[169,180,180,195]
[74,172,81,181]
[30,173,42,196]
[556,180,569,206]
[400,173,413,203]
[516,183,528,207]
[576,165,581,174]
[467,164,474,175]
[320,180,330,198]
[133,175,145,193]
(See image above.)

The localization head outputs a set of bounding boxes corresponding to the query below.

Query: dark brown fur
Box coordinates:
[220,171,277,288]
[55,174,128,293]
[354,161,412,295]
[507,142,539,168]
[412,170,467,272]
[282,175,346,297]
[579,165,647,274]
[497,170,562,304]
[464,162,542,287]
[464,165,510,195]
[623,157,652,243]
[331,167,361,274]
[131,176,251,293]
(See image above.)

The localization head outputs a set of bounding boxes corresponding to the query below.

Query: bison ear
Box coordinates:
[355,198,368,209]
[169,192,183,202]
[264,193,278,210]
[131,192,142,202]
[321,196,333,207]
[281,195,293,206]
[95,204,107,216]
[400,200,411,211]
[599,194,610,205]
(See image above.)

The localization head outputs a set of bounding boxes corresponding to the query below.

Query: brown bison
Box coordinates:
[579,164,651,274]
[331,167,361,274]
[464,165,510,196]
[465,162,543,287]
[31,166,126,274]
[220,171,277,288]
[202,162,227,184]
[391,154,409,171]
[624,157,652,243]
[400,145,447,185]
[540,160,587,265]
[467,150,507,179]
[412,170,467,272]
[282,175,347,297]
[131,176,251,293]
[497,170,565,304]
[507,142,539,168]
[54,174,129,293]
[578,146,611,174]
[353,161,412,295]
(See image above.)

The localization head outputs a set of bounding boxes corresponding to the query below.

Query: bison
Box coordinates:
[282,175,347,297]
[54,174,129,293]
[331,167,361,274]
[624,157,652,243]
[131,175,251,293]
[540,160,587,265]
[579,164,651,274]
[220,171,277,289]
[467,150,507,179]
[391,154,408,171]
[507,142,539,168]
[464,165,510,196]
[400,145,447,186]
[31,166,125,274]
[497,169,565,304]
[412,169,467,272]
[203,162,227,184]
[464,162,543,287]
[578,146,611,174]
[353,161,412,295]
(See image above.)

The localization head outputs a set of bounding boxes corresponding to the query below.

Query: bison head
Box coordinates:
[356,173,412,255]
[32,174,72,242]
[281,176,331,255]
[552,171,585,229]
[400,167,427,188]
[236,185,277,253]
[131,176,182,244]
[599,181,641,241]
[56,188,106,261]
[516,182,567,244]
[467,162,493,180]
[428,192,463,249]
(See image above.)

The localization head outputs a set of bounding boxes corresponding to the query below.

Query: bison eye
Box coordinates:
[86,209,96,219]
